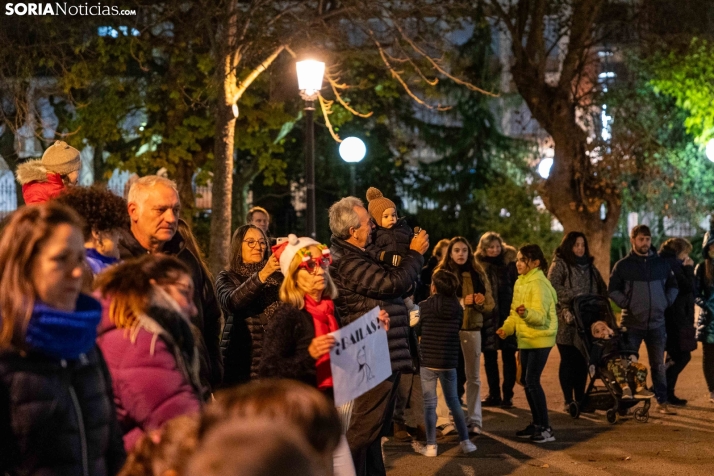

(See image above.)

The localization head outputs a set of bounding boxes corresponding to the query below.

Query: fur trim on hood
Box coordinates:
[502,244,517,264]
[15,159,52,185]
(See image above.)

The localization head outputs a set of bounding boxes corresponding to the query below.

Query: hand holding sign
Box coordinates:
[378,309,390,331]
[309,334,336,359]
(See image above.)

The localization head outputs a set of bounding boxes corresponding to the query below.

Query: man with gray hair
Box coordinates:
[119,175,223,392]
[328,196,429,476]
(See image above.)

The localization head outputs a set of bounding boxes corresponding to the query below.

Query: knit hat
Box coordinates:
[366,187,396,223]
[271,234,320,276]
[41,140,81,176]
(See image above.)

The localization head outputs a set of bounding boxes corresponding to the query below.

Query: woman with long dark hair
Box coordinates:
[498,244,558,443]
[216,225,283,386]
[695,233,714,404]
[434,237,494,434]
[547,232,607,411]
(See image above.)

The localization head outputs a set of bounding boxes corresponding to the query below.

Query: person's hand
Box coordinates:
[378,309,391,332]
[308,334,336,359]
[410,229,430,255]
[259,255,281,282]
[516,305,526,317]
[683,256,694,267]
[474,293,486,306]
[464,294,475,306]
[496,328,506,339]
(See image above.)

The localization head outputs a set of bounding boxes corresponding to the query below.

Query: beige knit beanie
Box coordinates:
[41,140,81,176]
[366,187,396,223]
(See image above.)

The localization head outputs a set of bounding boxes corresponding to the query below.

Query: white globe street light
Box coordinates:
[339,137,367,195]
[706,139,714,163]
[538,158,553,179]
[296,59,325,239]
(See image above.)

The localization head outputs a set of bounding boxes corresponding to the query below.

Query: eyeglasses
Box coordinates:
[298,255,333,274]
[245,239,268,249]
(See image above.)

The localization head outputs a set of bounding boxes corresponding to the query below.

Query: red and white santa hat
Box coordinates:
[271,234,320,275]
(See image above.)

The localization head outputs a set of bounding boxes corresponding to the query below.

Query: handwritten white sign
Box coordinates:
[330,306,392,407]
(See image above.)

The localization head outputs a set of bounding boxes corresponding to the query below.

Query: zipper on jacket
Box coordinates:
[64,358,90,476]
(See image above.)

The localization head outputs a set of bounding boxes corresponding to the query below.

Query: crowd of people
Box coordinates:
[0,141,711,475]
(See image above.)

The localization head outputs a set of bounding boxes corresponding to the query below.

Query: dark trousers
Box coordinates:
[393,371,424,426]
[703,343,714,392]
[483,347,517,401]
[665,349,691,398]
[520,348,552,428]
[557,344,588,404]
[346,372,400,476]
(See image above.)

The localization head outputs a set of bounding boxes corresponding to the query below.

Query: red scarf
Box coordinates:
[304,294,339,391]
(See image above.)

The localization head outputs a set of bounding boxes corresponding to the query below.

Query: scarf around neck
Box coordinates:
[25,294,102,360]
[304,294,339,391]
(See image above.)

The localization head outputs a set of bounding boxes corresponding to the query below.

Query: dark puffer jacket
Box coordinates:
[0,347,126,476]
[369,218,413,261]
[258,303,328,387]
[329,236,424,373]
[476,246,518,352]
[418,294,463,369]
[119,229,224,391]
[609,248,678,331]
[215,263,282,385]
[660,251,697,353]
[696,263,714,345]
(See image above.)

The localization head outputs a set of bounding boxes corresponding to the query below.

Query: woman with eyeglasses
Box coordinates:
[216,225,283,387]
[259,234,388,476]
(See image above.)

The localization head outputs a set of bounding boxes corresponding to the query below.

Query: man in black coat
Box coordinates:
[119,175,223,392]
[328,196,428,476]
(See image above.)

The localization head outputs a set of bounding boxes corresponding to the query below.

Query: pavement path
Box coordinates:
[384,344,714,475]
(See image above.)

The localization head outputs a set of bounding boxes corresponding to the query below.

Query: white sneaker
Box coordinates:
[412,442,437,457]
[437,423,455,436]
[656,402,677,415]
[460,440,477,454]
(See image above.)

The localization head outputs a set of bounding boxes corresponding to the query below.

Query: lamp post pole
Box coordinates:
[304,99,316,239]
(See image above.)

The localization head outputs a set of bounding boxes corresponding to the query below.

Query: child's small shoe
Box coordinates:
[621,385,633,399]
[635,388,654,399]
[412,442,437,457]
[460,440,477,454]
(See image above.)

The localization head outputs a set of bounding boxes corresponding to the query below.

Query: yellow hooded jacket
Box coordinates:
[501,268,558,349]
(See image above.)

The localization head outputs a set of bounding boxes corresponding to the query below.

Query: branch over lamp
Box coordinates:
[339,136,367,196]
[296,59,325,239]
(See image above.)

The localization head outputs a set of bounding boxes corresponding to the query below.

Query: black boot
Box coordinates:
[482,395,502,407]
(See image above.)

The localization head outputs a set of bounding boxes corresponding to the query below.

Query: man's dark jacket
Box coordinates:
[119,229,223,390]
[609,248,678,331]
[329,236,423,373]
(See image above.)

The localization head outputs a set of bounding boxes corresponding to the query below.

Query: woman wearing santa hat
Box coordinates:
[259,234,390,476]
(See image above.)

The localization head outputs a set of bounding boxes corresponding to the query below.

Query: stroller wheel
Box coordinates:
[606,409,618,424]
[634,407,649,423]
[569,401,580,419]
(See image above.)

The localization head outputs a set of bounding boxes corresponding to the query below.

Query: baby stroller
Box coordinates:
[568,294,651,424]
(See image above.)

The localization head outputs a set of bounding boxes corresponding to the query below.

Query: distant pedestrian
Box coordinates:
[497,244,558,443]
[695,231,714,404]
[547,232,607,411]
[15,140,82,204]
[609,225,678,415]
[475,231,518,409]
[0,203,126,475]
[659,238,697,407]
[247,206,271,235]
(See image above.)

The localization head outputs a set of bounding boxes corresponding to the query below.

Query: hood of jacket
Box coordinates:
[15,159,58,185]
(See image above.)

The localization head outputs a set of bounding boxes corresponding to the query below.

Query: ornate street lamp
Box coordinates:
[338,136,367,196]
[296,59,325,239]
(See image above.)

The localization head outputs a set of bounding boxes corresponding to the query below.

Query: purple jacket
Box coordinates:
[96,296,202,451]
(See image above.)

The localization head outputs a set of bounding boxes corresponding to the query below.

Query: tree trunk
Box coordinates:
[209,81,236,275]
[232,174,250,232]
[92,144,106,185]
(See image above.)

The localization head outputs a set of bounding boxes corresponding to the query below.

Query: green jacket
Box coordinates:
[501,268,558,349]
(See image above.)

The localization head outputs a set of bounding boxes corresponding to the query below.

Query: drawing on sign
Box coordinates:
[357,346,374,385]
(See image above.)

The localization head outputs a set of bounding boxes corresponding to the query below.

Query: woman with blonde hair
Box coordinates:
[259,234,390,476]
[96,254,204,451]
[0,203,125,475]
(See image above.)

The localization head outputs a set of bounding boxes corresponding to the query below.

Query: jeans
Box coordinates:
[520,348,552,428]
[460,330,482,426]
[483,347,517,401]
[421,368,470,445]
[665,350,691,399]
[624,326,667,403]
[703,343,714,392]
[346,372,400,476]
[557,344,588,404]
[393,372,424,426]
